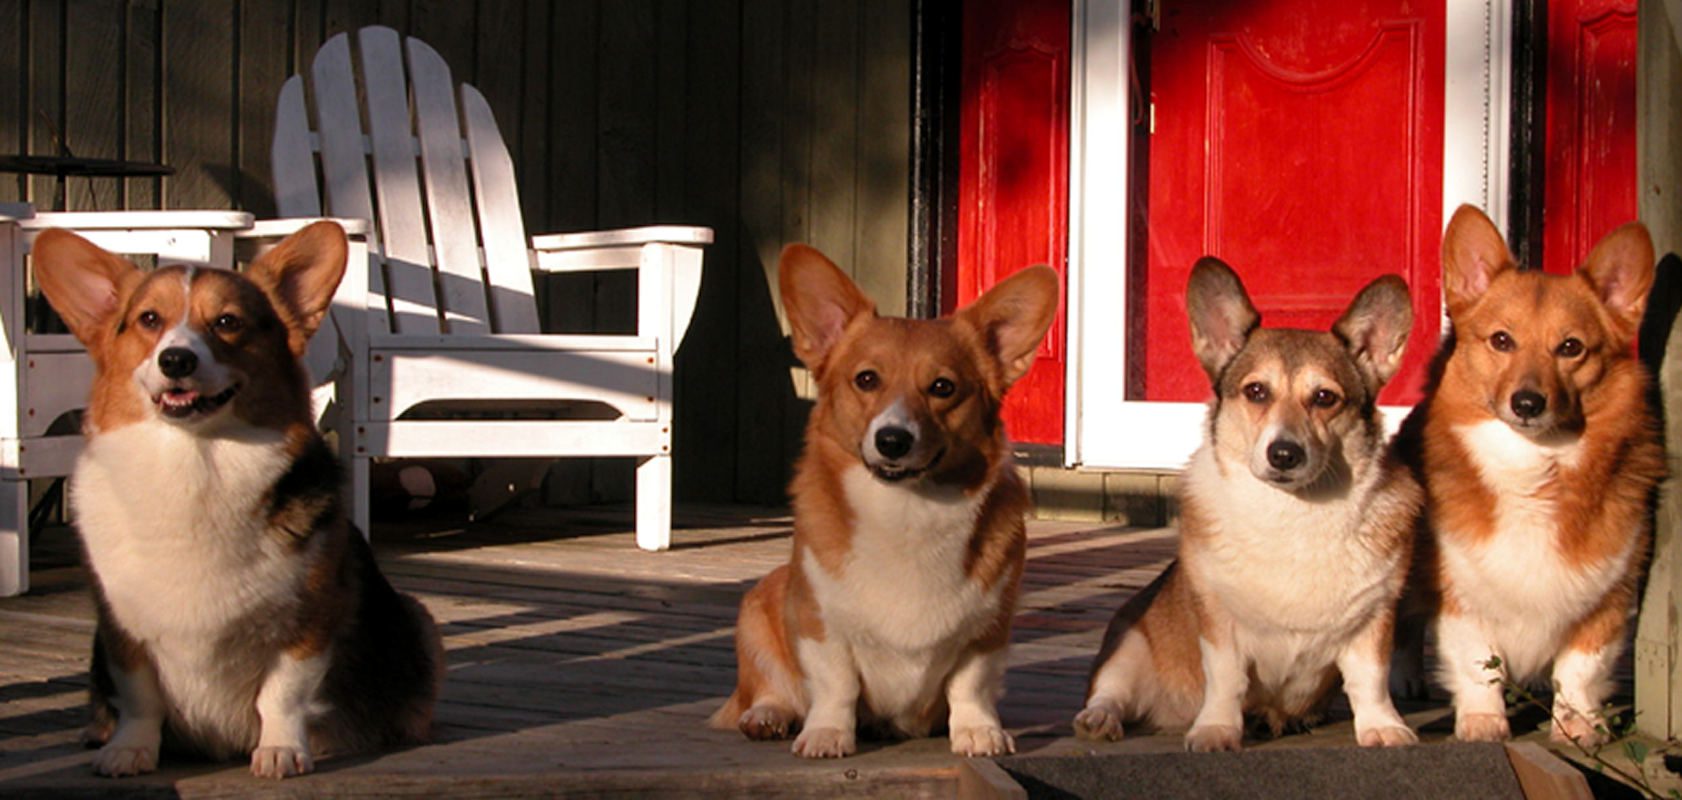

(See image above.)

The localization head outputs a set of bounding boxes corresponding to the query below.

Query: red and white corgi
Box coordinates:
[1394,206,1664,745]
[1076,259,1421,750]
[32,223,444,779]
[710,245,1058,758]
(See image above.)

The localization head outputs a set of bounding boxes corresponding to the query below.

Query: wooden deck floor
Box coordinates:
[0,504,1611,797]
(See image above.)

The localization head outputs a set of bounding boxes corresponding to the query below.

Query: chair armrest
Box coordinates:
[238,216,372,239]
[529,225,711,353]
[21,210,254,231]
[530,225,714,256]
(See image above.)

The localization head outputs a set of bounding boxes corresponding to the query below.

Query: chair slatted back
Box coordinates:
[272,26,540,336]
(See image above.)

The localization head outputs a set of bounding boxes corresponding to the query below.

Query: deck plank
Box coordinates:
[0,506,1628,796]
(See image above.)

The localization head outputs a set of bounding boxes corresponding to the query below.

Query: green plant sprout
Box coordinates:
[1480,655,1680,800]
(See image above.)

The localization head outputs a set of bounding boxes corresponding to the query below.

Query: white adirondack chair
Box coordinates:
[272,26,710,550]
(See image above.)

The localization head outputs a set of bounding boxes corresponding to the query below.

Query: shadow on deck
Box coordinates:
[0,504,1627,797]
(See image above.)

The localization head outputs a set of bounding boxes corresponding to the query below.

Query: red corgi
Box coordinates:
[32,223,444,779]
[1395,205,1664,745]
[710,245,1058,758]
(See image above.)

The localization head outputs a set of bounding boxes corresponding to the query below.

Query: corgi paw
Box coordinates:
[792,727,855,758]
[1550,711,1608,748]
[1454,712,1511,742]
[1073,703,1125,741]
[92,744,158,777]
[1185,724,1243,752]
[251,745,315,779]
[738,705,796,740]
[1356,724,1419,748]
[951,725,1015,757]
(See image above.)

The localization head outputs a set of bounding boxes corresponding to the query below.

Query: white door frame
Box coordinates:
[1064,0,1515,469]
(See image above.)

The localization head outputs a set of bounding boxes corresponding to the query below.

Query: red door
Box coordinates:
[1137,0,1445,405]
[955,0,1071,445]
[1541,0,1638,276]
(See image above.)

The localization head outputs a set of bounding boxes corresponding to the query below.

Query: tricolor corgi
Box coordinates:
[1076,258,1421,750]
[32,223,444,779]
[1393,205,1664,745]
[710,245,1058,758]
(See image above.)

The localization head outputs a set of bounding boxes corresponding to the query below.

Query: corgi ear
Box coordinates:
[245,221,348,357]
[31,229,144,350]
[778,244,876,372]
[1186,257,1260,385]
[956,265,1060,388]
[1441,205,1515,317]
[1333,274,1413,391]
[1580,221,1655,341]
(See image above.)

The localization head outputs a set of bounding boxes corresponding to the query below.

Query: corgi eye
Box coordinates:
[928,377,956,398]
[1556,337,1584,358]
[1489,331,1515,352]
[1242,382,1270,404]
[136,310,162,330]
[212,313,244,334]
[1312,389,1341,408]
[853,370,880,391]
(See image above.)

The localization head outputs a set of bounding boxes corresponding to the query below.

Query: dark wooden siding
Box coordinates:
[0,0,912,506]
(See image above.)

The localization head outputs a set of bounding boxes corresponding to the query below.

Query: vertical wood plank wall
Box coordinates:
[0,0,912,507]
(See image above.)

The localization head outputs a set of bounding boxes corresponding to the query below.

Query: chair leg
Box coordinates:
[635,454,672,552]
[349,455,372,539]
[0,478,27,597]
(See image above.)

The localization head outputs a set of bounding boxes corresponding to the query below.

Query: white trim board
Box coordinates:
[1065,0,1514,470]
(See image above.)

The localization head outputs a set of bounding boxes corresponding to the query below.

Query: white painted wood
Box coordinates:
[0,218,22,597]
[363,421,670,458]
[1067,0,1134,469]
[531,225,716,249]
[1069,0,1507,470]
[273,25,713,549]
[271,77,322,218]
[1444,1,1514,232]
[369,333,657,352]
[0,481,22,597]
[636,455,673,551]
[534,249,646,271]
[461,85,540,333]
[245,217,371,237]
[15,436,81,476]
[358,26,442,336]
[406,35,490,334]
[373,350,661,421]
[305,35,376,232]
[22,352,91,437]
[24,211,252,230]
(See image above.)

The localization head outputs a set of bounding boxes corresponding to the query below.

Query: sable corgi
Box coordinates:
[32,223,444,779]
[1392,205,1664,745]
[710,245,1058,758]
[1075,259,1421,751]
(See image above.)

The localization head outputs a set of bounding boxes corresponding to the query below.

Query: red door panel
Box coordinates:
[956,0,1070,445]
[1138,0,1444,405]
[1542,0,1638,275]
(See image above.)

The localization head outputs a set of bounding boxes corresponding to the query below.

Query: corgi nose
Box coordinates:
[1266,440,1306,471]
[1510,390,1547,420]
[158,347,198,379]
[875,427,914,460]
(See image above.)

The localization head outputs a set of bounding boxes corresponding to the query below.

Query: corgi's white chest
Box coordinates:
[1441,420,1633,675]
[800,467,1005,714]
[1185,448,1399,647]
[71,421,305,714]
